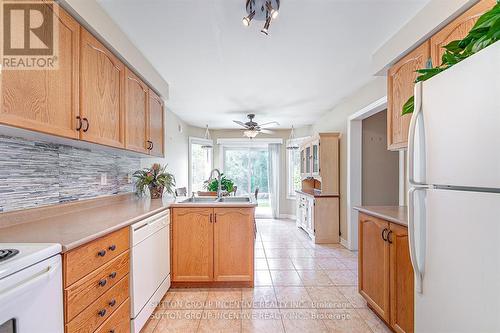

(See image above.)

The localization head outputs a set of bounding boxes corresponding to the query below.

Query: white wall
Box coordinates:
[311,77,387,241]
[141,109,204,190]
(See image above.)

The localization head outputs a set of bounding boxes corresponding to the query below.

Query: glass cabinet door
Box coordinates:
[300,149,305,174]
[312,142,319,175]
[305,146,311,174]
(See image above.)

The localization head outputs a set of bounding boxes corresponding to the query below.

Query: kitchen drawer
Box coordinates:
[95,298,131,333]
[66,275,129,333]
[64,227,129,287]
[65,251,130,322]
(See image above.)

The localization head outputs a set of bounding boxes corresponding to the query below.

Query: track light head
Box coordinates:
[265,2,279,19]
[242,11,256,26]
[261,16,271,35]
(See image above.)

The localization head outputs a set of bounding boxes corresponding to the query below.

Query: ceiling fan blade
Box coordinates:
[260,129,275,135]
[258,121,280,128]
[233,120,249,128]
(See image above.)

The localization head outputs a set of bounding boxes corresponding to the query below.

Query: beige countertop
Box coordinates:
[0,194,171,252]
[354,206,408,227]
[296,189,340,198]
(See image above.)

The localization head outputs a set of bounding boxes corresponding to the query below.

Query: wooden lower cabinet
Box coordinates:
[389,223,414,333]
[63,227,130,333]
[171,208,213,282]
[214,208,254,282]
[359,214,390,321]
[171,207,255,285]
[359,213,414,333]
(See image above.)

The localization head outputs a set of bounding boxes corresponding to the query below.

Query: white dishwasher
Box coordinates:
[130,210,171,333]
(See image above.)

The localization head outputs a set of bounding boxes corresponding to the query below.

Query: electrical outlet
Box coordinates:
[100,173,107,186]
[127,173,133,184]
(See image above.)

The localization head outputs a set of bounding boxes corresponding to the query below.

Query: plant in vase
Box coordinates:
[133,163,175,199]
[204,174,235,196]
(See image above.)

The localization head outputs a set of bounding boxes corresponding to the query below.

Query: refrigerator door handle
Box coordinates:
[408,187,424,294]
[408,82,425,187]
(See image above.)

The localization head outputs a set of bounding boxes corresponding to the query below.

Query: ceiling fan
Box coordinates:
[233,114,279,138]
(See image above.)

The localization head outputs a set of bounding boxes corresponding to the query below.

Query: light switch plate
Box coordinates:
[100,173,107,186]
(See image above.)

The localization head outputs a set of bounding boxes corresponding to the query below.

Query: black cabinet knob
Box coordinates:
[108,244,116,251]
[109,272,117,279]
[98,309,106,317]
[97,250,106,257]
[98,279,107,287]
[109,299,116,307]
[109,330,115,333]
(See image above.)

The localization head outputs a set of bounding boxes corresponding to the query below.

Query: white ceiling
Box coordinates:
[97,0,430,129]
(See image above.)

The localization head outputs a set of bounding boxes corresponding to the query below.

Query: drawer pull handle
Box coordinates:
[109,299,116,307]
[98,309,107,317]
[98,279,107,287]
[98,250,106,257]
[109,272,117,279]
[108,244,116,251]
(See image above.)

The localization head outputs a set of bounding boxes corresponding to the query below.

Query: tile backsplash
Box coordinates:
[0,135,140,213]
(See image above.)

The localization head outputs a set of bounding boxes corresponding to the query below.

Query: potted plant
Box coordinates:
[133,163,175,199]
[204,174,235,196]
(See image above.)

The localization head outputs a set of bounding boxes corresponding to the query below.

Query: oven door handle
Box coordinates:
[0,260,61,303]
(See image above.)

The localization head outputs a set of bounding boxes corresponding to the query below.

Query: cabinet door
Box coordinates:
[431,0,496,67]
[359,213,390,321]
[0,4,79,139]
[311,141,320,176]
[148,89,164,157]
[305,145,312,174]
[389,223,414,333]
[387,41,430,151]
[80,29,125,148]
[124,68,148,154]
[300,149,305,175]
[172,208,213,282]
[213,208,254,282]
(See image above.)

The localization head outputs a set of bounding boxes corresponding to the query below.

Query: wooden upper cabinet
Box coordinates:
[172,208,214,282]
[148,89,165,157]
[213,208,254,282]
[0,4,80,139]
[389,223,414,333]
[387,41,430,151]
[431,0,497,67]
[359,213,390,322]
[80,29,125,148]
[124,68,148,154]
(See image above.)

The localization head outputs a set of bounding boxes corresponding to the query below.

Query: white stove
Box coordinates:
[0,243,63,333]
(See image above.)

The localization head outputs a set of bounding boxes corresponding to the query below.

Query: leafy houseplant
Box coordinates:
[204,174,235,194]
[402,1,500,115]
[133,163,175,199]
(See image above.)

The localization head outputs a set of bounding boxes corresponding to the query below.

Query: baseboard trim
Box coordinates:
[340,237,349,249]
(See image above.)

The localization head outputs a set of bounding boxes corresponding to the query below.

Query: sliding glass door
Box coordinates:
[223,146,271,217]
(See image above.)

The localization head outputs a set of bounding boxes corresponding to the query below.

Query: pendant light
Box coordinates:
[286,126,300,150]
[201,125,213,149]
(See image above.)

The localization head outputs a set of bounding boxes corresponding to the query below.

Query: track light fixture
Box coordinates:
[242,0,280,35]
[242,11,255,26]
[261,16,271,35]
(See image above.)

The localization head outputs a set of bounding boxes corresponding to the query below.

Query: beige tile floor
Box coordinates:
[141,219,391,333]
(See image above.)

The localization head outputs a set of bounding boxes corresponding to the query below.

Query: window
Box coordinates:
[189,137,213,194]
[286,137,308,199]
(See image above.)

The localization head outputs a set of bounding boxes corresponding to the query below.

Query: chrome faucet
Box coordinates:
[209,168,222,198]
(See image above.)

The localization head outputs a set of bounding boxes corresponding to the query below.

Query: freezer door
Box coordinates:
[412,188,500,332]
[413,42,500,188]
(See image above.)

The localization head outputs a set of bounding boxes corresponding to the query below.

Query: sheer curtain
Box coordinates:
[268,143,280,218]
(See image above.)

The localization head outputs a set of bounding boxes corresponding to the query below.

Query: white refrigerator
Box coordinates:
[408,41,500,332]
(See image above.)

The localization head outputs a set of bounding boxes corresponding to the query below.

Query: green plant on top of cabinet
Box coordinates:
[0,4,80,139]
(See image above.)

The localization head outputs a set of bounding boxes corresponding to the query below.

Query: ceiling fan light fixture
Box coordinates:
[242,11,255,26]
[244,129,259,138]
